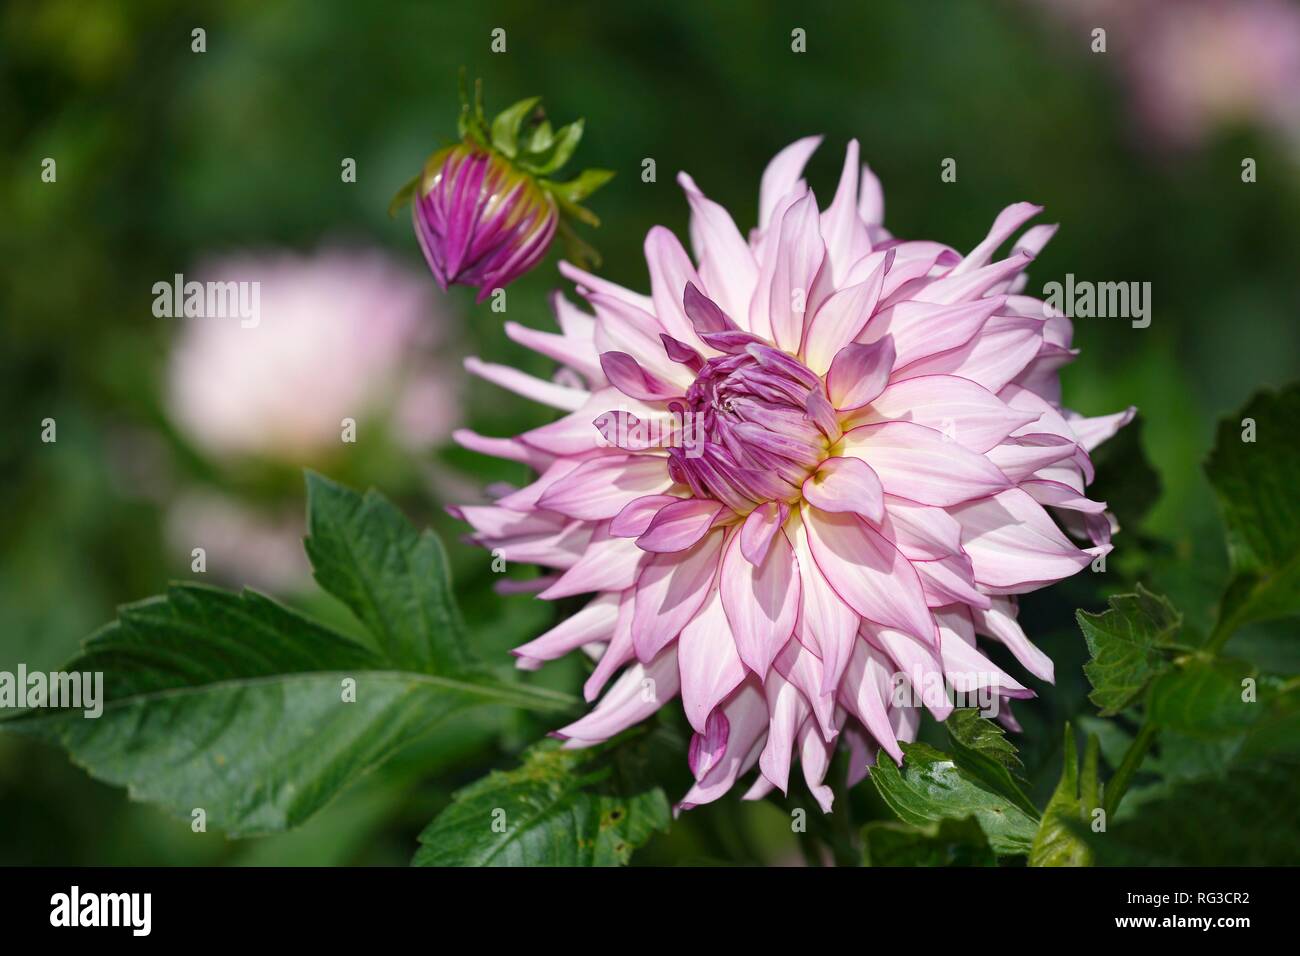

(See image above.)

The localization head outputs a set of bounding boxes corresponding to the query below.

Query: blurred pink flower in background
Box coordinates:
[1033,0,1300,154]
[164,245,458,590]
[168,246,456,459]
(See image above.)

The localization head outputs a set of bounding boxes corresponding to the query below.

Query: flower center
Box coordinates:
[667,344,831,513]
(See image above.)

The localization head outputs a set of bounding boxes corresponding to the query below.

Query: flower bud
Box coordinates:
[396,80,613,302]
[413,143,558,302]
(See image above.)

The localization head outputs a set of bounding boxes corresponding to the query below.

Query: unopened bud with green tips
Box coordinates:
[393,78,613,303]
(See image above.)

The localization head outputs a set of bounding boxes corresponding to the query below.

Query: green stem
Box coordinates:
[1103,721,1157,817]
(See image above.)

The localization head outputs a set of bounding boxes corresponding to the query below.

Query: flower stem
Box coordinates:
[1102,721,1157,818]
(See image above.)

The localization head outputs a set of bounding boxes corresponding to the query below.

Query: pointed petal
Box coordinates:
[678,588,747,734]
[631,529,726,660]
[720,526,800,676]
[802,456,885,522]
[826,338,895,410]
[838,421,1011,506]
[802,505,936,644]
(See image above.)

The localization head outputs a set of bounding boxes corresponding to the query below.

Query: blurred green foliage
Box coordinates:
[2,0,1297,864]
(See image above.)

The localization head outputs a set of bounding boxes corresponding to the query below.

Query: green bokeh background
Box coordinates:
[2,0,1296,864]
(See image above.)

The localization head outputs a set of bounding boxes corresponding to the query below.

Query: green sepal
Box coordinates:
[489,96,542,159]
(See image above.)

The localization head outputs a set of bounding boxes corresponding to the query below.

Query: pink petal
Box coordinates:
[974,597,1055,683]
[838,420,1011,507]
[720,526,800,677]
[877,496,963,560]
[557,647,679,746]
[539,522,648,599]
[865,622,953,721]
[802,255,889,375]
[610,494,681,537]
[678,588,747,734]
[599,351,682,401]
[636,498,725,553]
[860,297,1004,369]
[766,191,827,353]
[688,710,730,780]
[739,500,786,565]
[949,202,1043,276]
[896,313,1044,394]
[758,135,822,231]
[537,455,673,521]
[512,591,621,669]
[839,639,904,763]
[676,680,767,810]
[951,488,1092,592]
[802,456,885,522]
[790,513,860,696]
[850,374,1039,453]
[677,172,759,326]
[820,139,873,281]
[464,356,588,411]
[644,226,707,349]
[630,529,725,660]
[826,338,895,410]
[504,320,605,385]
[802,505,936,645]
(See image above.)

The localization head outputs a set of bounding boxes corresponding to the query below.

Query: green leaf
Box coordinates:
[869,742,1040,856]
[1028,725,1100,867]
[1146,658,1260,738]
[413,733,672,866]
[1078,585,1183,716]
[946,708,1024,772]
[1,585,571,835]
[862,816,996,867]
[489,96,541,158]
[1,474,574,835]
[304,471,473,674]
[519,118,584,175]
[1205,385,1300,643]
[1085,757,1300,865]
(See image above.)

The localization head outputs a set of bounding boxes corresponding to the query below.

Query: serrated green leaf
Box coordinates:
[946,708,1024,772]
[1205,385,1300,643]
[489,96,540,158]
[413,734,672,866]
[1,585,571,835]
[1028,725,1099,867]
[1,474,575,835]
[1078,585,1183,715]
[304,471,473,674]
[862,816,996,866]
[869,742,1040,856]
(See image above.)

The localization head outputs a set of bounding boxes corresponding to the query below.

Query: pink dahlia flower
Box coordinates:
[453,138,1134,812]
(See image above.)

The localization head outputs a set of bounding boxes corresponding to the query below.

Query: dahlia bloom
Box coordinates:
[453,137,1134,811]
